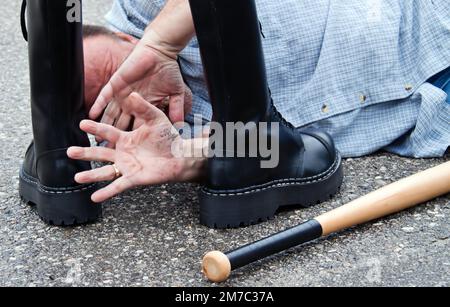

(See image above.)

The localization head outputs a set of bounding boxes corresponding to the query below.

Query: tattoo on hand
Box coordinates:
[160,128,179,142]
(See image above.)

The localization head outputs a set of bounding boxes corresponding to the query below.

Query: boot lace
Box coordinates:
[268,89,295,130]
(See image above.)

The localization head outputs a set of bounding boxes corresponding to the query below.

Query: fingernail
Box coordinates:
[89,109,96,118]
[80,120,89,128]
[67,147,74,156]
[67,147,81,157]
[91,193,102,203]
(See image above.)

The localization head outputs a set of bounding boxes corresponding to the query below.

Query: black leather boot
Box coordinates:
[190,0,344,228]
[19,0,102,226]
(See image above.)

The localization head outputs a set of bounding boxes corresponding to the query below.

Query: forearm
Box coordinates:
[142,0,195,59]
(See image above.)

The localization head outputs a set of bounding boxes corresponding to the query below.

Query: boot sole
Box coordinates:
[200,153,344,229]
[19,168,102,226]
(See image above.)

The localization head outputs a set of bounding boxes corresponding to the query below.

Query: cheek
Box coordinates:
[83,64,102,111]
[84,80,100,111]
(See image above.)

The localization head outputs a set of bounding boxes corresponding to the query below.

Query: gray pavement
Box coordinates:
[0,0,449,287]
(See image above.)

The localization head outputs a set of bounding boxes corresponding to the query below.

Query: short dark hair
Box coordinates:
[83,24,117,39]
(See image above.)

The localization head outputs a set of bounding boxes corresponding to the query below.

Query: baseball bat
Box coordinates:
[202,161,450,283]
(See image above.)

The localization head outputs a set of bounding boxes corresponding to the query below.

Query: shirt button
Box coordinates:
[359,94,367,103]
[321,104,330,113]
[405,84,413,91]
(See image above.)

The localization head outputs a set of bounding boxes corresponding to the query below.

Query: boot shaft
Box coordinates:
[26,0,89,154]
[190,1,343,228]
[19,1,103,225]
[189,0,271,124]
[190,0,306,189]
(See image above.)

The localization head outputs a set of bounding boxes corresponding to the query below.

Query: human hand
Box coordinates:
[69,93,200,203]
[89,40,192,133]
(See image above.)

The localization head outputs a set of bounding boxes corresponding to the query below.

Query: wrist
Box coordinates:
[140,0,195,60]
[176,138,208,183]
[141,28,182,60]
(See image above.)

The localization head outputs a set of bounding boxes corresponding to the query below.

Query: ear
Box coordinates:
[114,32,139,45]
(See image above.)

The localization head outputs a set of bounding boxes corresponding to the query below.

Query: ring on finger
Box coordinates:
[112,164,122,179]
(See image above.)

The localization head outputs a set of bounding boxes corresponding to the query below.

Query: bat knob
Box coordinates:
[202,251,231,283]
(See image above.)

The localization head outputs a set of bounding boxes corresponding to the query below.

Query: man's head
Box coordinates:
[83,25,138,110]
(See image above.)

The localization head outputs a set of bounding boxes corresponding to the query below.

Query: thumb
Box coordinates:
[89,82,114,120]
[126,92,165,122]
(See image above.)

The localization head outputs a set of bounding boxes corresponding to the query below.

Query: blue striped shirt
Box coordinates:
[105,0,450,158]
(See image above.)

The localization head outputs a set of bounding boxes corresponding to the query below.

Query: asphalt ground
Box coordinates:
[0,0,448,287]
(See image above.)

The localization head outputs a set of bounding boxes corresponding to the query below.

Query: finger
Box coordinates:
[102,101,122,126]
[126,92,166,122]
[96,102,122,143]
[80,120,121,144]
[90,82,114,120]
[90,70,132,120]
[74,165,117,184]
[91,177,133,203]
[169,94,185,123]
[67,146,116,163]
[115,113,132,131]
[184,85,193,115]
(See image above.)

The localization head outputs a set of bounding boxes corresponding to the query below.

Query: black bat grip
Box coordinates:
[226,220,323,270]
